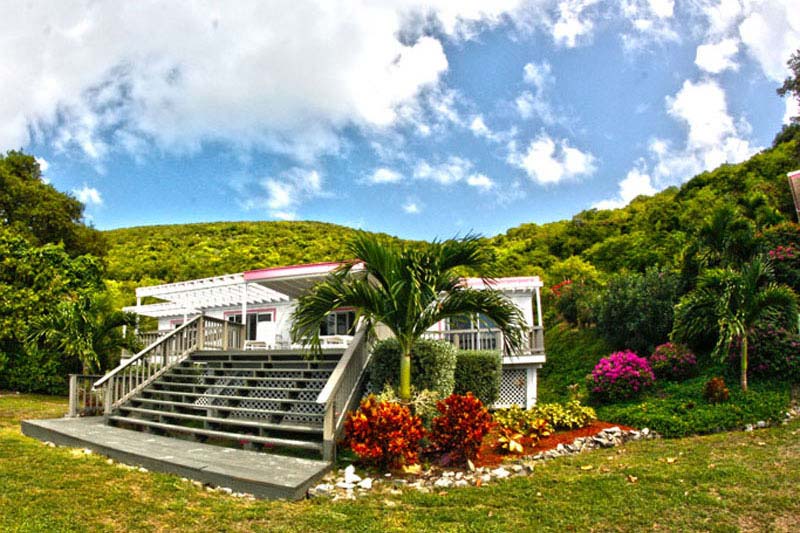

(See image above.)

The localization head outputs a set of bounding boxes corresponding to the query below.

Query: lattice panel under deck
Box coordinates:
[283,389,324,426]
[194,378,244,407]
[498,368,527,406]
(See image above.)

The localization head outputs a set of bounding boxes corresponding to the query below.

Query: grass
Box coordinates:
[538,324,611,402]
[2,392,800,531]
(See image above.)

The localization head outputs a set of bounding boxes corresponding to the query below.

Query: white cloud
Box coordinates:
[35,157,49,173]
[696,0,799,82]
[593,166,657,210]
[367,167,403,184]
[72,184,103,206]
[784,97,800,124]
[516,61,557,123]
[551,0,598,48]
[466,173,495,190]
[509,133,596,185]
[245,168,325,220]
[403,200,421,214]
[0,2,532,161]
[413,157,473,185]
[619,0,678,48]
[647,0,674,19]
[695,38,739,73]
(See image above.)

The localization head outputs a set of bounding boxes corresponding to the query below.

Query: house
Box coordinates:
[22,260,547,498]
[122,261,546,409]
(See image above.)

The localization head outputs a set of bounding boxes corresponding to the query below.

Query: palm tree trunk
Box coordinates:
[740,334,748,393]
[399,349,411,403]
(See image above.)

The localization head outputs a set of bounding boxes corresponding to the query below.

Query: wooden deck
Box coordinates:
[21,417,331,500]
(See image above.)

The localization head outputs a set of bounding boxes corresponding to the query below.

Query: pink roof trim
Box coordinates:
[244,261,342,281]
[788,170,800,178]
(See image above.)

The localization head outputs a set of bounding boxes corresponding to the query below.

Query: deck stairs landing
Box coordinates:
[107,349,343,455]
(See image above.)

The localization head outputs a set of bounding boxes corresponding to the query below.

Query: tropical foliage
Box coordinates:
[290,232,526,401]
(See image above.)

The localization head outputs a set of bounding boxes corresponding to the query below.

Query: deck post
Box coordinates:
[222,320,229,350]
[103,376,115,415]
[322,402,335,461]
[197,315,205,350]
[68,374,78,418]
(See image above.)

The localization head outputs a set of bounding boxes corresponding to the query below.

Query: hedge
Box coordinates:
[369,338,456,396]
[453,350,502,406]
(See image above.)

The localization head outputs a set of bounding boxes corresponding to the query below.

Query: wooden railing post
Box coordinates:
[222,321,229,350]
[68,374,78,418]
[197,316,205,350]
[322,402,335,461]
[103,376,115,415]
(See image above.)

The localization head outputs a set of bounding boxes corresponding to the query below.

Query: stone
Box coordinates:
[336,481,355,490]
[357,478,373,490]
[491,467,510,479]
[756,420,767,429]
[745,424,754,432]
[312,483,334,495]
[220,487,233,495]
[511,464,524,473]
[455,479,469,488]
[605,426,622,435]
[434,478,453,488]
[641,428,650,436]
[344,464,361,484]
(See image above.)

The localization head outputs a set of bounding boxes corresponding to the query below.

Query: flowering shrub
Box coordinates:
[588,351,655,403]
[736,326,800,379]
[428,393,493,465]
[703,377,729,404]
[649,342,697,381]
[344,395,425,469]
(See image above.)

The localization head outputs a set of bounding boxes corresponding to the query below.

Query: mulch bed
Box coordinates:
[474,421,635,468]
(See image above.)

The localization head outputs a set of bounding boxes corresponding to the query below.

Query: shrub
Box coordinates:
[428,393,493,465]
[594,268,680,356]
[596,379,789,437]
[370,338,456,397]
[703,377,730,404]
[588,351,655,403]
[649,342,698,381]
[453,350,502,406]
[493,405,553,440]
[740,326,800,379]
[344,395,425,469]
[375,384,441,428]
[530,400,597,430]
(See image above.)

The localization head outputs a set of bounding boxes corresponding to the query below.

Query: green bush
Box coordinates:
[369,338,456,397]
[596,379,789,438]
[453,350,502,406]
[594,268,681,356]
[530,400,597,430]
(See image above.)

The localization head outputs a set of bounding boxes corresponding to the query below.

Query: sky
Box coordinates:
[3,1,800,241]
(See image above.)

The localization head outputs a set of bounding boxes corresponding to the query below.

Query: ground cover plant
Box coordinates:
[4,393,800,531]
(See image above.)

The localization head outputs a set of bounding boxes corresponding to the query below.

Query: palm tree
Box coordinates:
[27,293,139,373]
[290,233,527,402]
[673,256,797,392]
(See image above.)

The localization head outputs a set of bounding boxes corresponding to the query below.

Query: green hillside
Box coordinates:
[104,126,800,293]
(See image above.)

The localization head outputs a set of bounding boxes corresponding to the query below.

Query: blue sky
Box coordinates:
[3,1,799,240]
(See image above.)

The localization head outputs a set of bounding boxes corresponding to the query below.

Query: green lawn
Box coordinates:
[2,393,799,531]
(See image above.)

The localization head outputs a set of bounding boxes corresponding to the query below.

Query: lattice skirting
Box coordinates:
[497,367,528,407]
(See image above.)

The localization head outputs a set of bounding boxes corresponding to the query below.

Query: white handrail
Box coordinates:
[94,315,202,388]
[316,327,367,405]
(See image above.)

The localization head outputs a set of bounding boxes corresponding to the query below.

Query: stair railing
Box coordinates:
[316,325,372,461]
[92,315,245,415]
[67,374,105,417]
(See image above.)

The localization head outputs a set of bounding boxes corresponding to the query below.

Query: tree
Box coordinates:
[26,292,138,374]
[0,151,106,257]
[290,233,527,402]
[672,257,797,392]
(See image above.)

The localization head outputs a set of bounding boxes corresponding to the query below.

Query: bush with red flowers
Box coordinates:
[428,392,493,465]
[649,342,697,381]
[344,395,425,469]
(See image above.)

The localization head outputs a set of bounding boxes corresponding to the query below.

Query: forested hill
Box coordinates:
[103,126,800,289]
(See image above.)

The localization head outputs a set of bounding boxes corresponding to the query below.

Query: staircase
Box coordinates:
[106,349,343,455]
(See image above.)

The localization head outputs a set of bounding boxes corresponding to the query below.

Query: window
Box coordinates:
[228,311,272,340]
[319,310,356,336]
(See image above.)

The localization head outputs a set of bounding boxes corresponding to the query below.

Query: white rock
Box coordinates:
[491,467,510,479]
[336,481,355,490]
[756,420,767,429]
[434,478,453,488]
[641,428,650,436]
[511,464,524,473]
[220,487,233,495]
[343,464,361,484]
[357,478,373,490]
[313,483,334,494]
[455,479,469,488]
[745,424,754,432]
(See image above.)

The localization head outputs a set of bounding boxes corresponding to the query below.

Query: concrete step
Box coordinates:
[108,415,324,451]
[118,406,323,435]
[131,397,324,421]
[140,389,322,405]
[150,380,324,394]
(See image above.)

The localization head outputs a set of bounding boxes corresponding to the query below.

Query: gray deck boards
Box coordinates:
[21,417,331,500]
